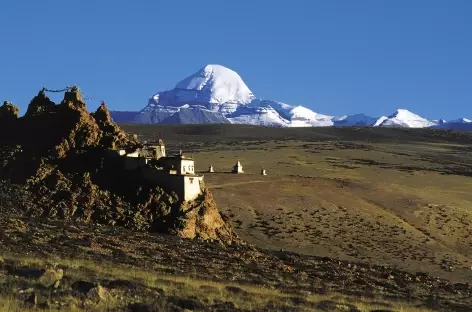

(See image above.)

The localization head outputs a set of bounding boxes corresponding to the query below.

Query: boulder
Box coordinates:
[38,268,63,288]
[0,101,19,122]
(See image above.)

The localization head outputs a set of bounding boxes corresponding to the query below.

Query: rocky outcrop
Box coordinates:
[24,90,56,117]
[0,88,240,244]
[91,101,137,149]
[0,101,19,123]
[175,191,239,244]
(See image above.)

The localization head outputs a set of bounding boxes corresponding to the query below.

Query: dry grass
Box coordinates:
[0,253,436,312]
[181,139,472,283]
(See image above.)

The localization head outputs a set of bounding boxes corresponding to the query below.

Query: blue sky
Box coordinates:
[0,0,471,120]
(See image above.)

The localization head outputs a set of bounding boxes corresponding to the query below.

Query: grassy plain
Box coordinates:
[123,124,472,283]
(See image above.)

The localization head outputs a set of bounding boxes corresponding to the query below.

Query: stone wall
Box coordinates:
[141,167,203,201]
[124,157,147,170]
[105,149,203,201]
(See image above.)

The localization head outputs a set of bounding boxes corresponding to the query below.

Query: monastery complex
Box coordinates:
[114,141,204,201]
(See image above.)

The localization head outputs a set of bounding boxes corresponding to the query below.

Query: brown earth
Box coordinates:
[123,124,472,285]
[0,216,471,311]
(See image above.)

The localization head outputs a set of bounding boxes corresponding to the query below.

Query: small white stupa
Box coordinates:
[208,164,214,173]
[261,168,267,176]
[231,159,244,174]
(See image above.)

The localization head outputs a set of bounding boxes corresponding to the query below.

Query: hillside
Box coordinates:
[0,216,470,311]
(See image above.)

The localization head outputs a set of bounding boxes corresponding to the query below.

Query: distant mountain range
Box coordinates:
[110,64,472,131]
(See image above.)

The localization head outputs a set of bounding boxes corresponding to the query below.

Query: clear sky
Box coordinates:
[0,0,471,120]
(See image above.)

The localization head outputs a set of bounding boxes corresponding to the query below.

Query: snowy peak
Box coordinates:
[333,114,378,126]
[379,109,435,128]
[389,109,421,119]
[449,117,472,124]
[249,99,333,126]
[434,117,472,130]
[174,64,255,104]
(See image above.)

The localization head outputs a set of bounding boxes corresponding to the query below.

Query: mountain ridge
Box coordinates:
[110,64,470,130]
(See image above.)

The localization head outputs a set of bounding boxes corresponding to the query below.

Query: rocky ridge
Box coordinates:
[0,88,239,244]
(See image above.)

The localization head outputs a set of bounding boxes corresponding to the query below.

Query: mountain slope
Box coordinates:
[248,99,333,127]
[111,65,334,127]
[227,105,289,127]
[377,109,437,128]
[333,114,379,126]
[160,107,230,124]
[434,118,472,130]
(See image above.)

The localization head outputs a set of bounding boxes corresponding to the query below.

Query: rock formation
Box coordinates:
[0,88,240,244]
[0,101,19,122]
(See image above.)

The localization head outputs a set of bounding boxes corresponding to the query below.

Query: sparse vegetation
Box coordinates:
[2,115,472,310]
[0,249,443,312]
[125,124,472,284]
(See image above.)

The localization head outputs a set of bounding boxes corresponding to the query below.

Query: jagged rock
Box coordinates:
[93,101,112,123]
[38,268,63,288]
[63,86,84,103]
[0,101,19,122]
[24,89,56,117]
[175,191,240,244]
[91,101,139,149]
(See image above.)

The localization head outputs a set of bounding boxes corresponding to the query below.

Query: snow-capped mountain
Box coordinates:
[227,105,290,127]
[248,99,334,127]
[173,64,255,105]
[333,114,379,126]
[109,64,471,131]
[375,109,437,128]
[114,64,335,127]
[433,118,472,131]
